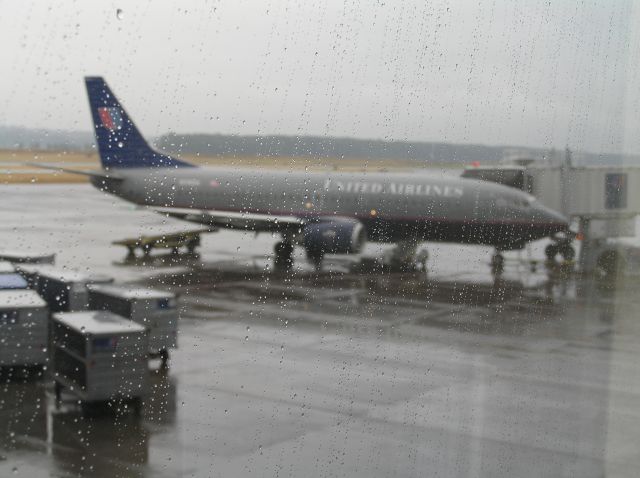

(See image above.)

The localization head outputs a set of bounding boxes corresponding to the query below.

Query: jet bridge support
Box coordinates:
[464,155,640,278]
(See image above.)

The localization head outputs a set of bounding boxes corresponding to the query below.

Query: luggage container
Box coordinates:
[51,311,149,412]
[0,290,49,368]
[16,265,113,312]
[88,285,178,367]
[0,263,25,291]
[14,264,44,288]
[0,273,29,290]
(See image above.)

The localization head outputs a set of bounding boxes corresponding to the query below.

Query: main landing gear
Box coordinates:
[491,252,505,276]
[273,241,326,272]
[273,241,294,271]
[490,238,576,278]
[544,241,575,263]
[543,239,576,280]
[306,249,324,272]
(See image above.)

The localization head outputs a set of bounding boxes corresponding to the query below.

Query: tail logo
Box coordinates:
[98,107,123,131]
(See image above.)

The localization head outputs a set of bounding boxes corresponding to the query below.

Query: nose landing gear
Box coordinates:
[544,237,576,281]
[545,242,575,263]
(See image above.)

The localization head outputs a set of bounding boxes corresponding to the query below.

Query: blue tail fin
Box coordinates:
[85,77,194,169]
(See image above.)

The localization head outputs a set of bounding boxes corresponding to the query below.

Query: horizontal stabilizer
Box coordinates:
[27,163,123,180]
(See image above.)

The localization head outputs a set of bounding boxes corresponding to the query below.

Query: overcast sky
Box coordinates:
[1,0,639,155]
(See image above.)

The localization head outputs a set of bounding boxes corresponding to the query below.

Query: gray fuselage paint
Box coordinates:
[95,167,567,249]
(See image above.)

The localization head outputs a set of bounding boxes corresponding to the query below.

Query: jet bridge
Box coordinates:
[463,160,640,276]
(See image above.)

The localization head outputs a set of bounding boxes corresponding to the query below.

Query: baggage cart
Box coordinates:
[0,273,29,290]
[88,285,178,368]
[51,311,149,413]
[0,290,49,368]
[17,265,113,311]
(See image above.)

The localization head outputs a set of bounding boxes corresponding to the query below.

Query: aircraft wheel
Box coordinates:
[416,249,429,272]
[306,249,324,272]
[545,244,560,262]
[274,242,294,270]
[126,246,136,259]
[491,253,504,275]
[558,243,575,261]
[186,238,199,253]
[159,349,170,371]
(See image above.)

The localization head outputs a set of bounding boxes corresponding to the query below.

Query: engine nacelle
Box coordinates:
[303,218,366,255]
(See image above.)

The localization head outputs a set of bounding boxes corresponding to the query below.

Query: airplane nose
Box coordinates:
[537,205,569,233]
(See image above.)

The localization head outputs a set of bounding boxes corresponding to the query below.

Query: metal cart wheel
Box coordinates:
[159,349,170,371]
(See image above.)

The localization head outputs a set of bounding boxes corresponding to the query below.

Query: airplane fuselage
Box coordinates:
[95,167,567,250]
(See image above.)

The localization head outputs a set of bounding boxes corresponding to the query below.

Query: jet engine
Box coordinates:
[303,218,366,255]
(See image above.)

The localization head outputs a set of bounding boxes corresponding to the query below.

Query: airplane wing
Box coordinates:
[27,163,124,180]
[150,206,306,233]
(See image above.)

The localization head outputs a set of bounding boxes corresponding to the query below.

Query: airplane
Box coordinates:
[36,77,570,272]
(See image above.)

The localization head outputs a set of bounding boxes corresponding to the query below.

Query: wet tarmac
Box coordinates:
[1,184,640,477]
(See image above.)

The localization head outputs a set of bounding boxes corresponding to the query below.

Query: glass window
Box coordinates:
[1,2,639,477]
